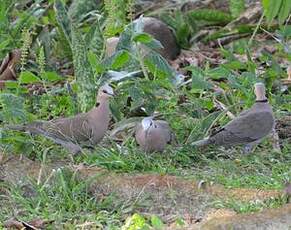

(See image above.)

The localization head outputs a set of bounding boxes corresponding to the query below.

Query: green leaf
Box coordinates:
[116,17,147,52]
[133,33,153,43]
[19,71,41,84]
[87,50,102,72]
[173,10,192,49]
[87,18,104,59]
[0,40,9,50]
[144,51,174,79]
[175,218,185,227]
[186,66,212,90]
[187,9,233,24]
[176,22,191,49]
[278,0,291,24]
[150,215,164,229]
[0,93,27,123]
[71,24,95,112]
[128,86,143,110]
[133,33,163,50]
[54,0,72,45]
[3,81,19,89]
[121,213,150,230]
[117,21,138,52]
[265,0,283,24]
[222,60,246,70]
[277,25,291,38]
[229,0,245,18]
[262,0,270,11]
[111,50,131,69]
[206,67,231,80]
[199,98,214,110]
[41,71,62,82]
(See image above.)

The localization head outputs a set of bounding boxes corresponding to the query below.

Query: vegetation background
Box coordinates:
[0,0,290,229]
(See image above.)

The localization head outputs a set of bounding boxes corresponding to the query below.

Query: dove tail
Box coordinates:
[7,121,45,135]
[6,124,26,131]
[192,138,211,147]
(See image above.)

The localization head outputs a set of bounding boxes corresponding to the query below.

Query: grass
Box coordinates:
[1,91,290,228]
[73,141,291,190]
[1,140,290,228]
[213,196,287,214]
[0,169,123,229]
[0,2,290,227]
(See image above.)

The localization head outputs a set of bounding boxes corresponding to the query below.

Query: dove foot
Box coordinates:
[242,140,261,154]
[242,144,253,154]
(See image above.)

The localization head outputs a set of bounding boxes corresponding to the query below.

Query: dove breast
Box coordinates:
[135,120,172,153]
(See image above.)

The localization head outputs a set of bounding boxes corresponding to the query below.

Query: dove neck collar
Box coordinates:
[255,99,268,103]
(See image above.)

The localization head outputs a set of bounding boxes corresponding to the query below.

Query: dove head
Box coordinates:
[254,83,267,101]
[141,117,154,131]
[97,84,114,101]
[106,37,119,57]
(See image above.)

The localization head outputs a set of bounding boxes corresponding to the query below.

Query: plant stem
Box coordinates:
[137,45,149,80]
[248,12,265,46]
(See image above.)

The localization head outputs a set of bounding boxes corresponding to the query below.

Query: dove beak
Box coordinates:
[103,91,114,97]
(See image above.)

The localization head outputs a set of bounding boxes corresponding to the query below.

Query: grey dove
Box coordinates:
[135,117,175,153]
[8,84,114,154]
[193,83,274,152]
[105,17,180,60]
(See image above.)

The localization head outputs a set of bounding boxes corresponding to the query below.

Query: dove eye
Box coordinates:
[102,90,108,94]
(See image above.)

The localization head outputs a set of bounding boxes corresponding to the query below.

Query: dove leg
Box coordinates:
[270,127,281,152]
[243,144,254,154]
[243,140,261,154]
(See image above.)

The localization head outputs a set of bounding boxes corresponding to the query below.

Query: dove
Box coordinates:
[105,17,180,60]
[193,83,275,152]
[0,49,21,89]
[105,37,120,57]
[8,84,114,154]
[135,117,175,153]
[142,17,180,60]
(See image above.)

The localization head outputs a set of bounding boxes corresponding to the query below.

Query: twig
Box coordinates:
[37,147,52,185]
[248,12,265,46]
[214,99,236,119]
[270,127,281,153]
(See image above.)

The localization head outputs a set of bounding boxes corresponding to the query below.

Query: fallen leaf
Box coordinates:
[27,218,50,229]
[4,217,51,230]
[4,218,24,229]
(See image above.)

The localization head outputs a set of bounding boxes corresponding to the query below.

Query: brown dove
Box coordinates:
[193,83,275,152]
[105,17,180,60]
[0,49,21,89]
[105,37,120,57]
[9,84,114,154]
[135,117,174,153]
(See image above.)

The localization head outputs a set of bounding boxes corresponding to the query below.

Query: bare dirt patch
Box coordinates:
[1,154,288,228]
